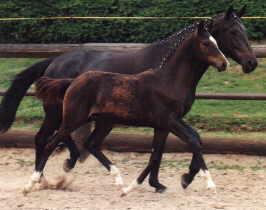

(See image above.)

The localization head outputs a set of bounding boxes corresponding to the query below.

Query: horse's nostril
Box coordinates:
[253,60,258,69]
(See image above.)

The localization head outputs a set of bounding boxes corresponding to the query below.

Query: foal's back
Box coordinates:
[64,70,165,126]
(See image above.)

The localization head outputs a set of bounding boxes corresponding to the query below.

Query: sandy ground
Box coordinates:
[1,148,266,210]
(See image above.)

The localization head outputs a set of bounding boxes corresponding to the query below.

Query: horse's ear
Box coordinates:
[225,6,234,19]
[236,5,247,17]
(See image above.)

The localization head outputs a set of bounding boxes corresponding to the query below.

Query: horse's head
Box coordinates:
[210,6,257,73]
[194,21,229,72]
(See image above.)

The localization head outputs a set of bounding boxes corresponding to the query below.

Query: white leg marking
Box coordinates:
[121,179,138,197]
[110,165,124,186]
[202,170,216,189]
[22,171,42,195]
[198,169,205,177]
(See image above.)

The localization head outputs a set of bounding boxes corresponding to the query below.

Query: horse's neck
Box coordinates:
[135,39,174,72]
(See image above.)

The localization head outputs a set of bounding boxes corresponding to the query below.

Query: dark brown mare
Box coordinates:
[26,22,229,195]
[0,6,256,163]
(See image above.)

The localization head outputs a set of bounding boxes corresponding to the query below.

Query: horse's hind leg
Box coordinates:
[23,109,59,194]
[85,120,124,188]
[23,104,80,194]
[169,118,215,190]
[121,129,168,196]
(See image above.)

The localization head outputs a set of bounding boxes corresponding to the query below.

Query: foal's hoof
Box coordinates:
[149,181,167,193]
[78,151,90,163]
[63,159,72,172]
[181,173,191,189]
[155,185,167,193]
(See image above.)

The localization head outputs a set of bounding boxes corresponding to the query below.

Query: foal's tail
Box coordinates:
[0,58,54,133]
[35,77,73,103]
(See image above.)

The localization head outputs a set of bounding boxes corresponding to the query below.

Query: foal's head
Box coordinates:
[210,6,257,73]
[193,22,229,72]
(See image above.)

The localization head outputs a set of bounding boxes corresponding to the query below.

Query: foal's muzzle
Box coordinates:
[218,62,227,72]
[216,58,229,72]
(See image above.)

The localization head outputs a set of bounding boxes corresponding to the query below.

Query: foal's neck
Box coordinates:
[157,38,209,92]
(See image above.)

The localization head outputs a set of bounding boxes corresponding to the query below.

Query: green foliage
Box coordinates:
[0,0,265,43]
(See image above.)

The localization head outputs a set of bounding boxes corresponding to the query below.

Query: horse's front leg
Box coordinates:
[169,117,216,190]
[121,129,169,196]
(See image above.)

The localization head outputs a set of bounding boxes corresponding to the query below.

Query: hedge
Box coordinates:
[0,0,265,43]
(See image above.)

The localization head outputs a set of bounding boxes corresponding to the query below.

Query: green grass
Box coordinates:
[0,58,266,135]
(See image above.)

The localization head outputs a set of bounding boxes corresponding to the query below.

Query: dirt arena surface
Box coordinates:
[1,148,266,210]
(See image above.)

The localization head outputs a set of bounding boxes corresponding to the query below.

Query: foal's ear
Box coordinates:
[236,5,247,18]
[197,21,206,35]
[205,19,214,31]
[225,6,234,19]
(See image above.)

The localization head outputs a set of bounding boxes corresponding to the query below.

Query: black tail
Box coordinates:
[0,58,54,132]
[35,77,73,103]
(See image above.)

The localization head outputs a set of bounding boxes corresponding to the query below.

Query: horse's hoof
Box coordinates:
[181,173,191,189]
[63,159,72,172]
[155,185,167,193]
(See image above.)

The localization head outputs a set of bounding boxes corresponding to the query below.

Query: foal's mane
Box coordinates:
[150,22,200,70]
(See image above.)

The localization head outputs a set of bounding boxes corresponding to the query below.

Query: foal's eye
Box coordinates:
[230,31,238,36]
[203,42,210,47]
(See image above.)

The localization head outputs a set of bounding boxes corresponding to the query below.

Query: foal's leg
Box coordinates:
[85,121,124,188]
[42,103,80,172]
[169,118,215,189]
[62,135,80,172]
[148,129,169,192]
[71,122,93,163]
[121,129,168,196]
[178,120,215,189]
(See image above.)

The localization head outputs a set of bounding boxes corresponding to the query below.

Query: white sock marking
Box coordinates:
[110,165,124,186]
[121,179,138,196]
[198,169,205,177]
[23,171,42,195]
[202,170,216,189]
[209,35,230,70]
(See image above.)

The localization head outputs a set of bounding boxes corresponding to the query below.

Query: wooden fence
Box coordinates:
[0,43,265,58]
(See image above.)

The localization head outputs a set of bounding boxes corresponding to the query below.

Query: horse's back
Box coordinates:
[43,49,110,78]
[44,49,138,79]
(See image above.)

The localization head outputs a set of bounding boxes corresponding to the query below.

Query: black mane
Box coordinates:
[150,22,199,70]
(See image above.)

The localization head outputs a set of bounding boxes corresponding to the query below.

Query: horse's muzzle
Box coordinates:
[242,58,258,73]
